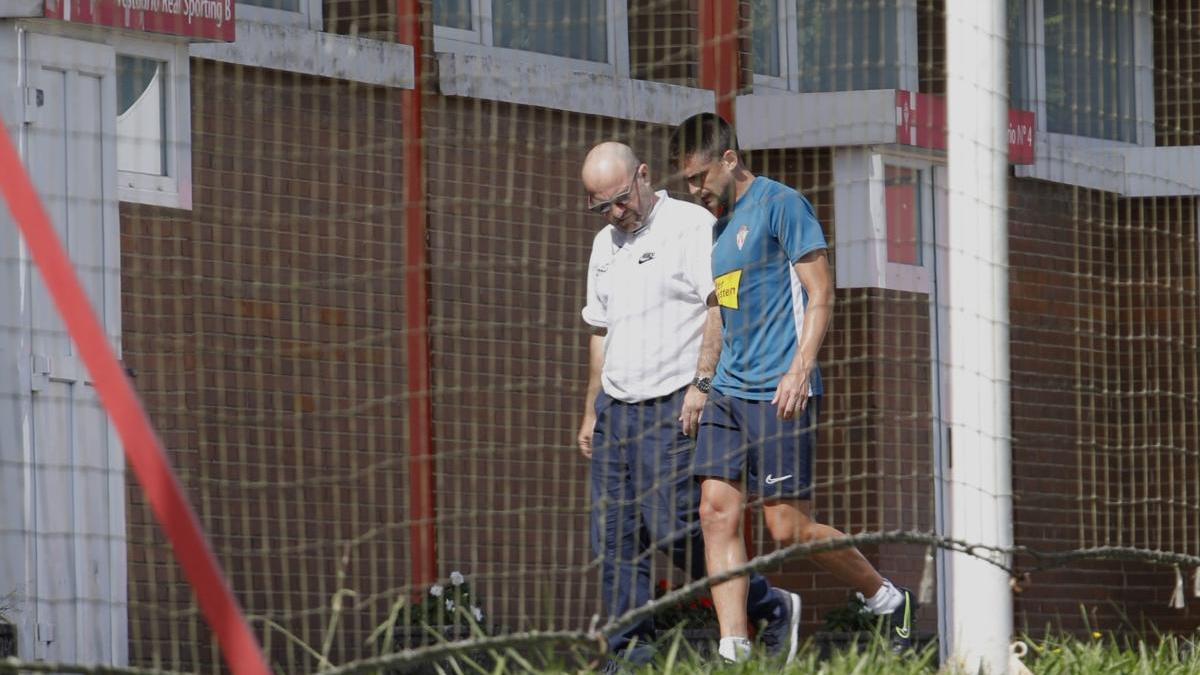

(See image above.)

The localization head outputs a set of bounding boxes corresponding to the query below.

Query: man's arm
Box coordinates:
[577,329,606,457]
[696,300,722,378]
[680,297,721,436]
[772,249,834,419]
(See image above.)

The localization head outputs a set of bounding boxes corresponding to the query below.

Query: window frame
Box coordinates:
[236,0,323,31]
[1014,0,1154,147]
[752,0,917,94]
[832,148,939,294]
[751,0,797,91]
[114,38,191,210]
[433,0,630,77]
[881,154,935,292]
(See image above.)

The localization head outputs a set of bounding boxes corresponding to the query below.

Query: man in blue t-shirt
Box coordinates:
[668,113,917,663]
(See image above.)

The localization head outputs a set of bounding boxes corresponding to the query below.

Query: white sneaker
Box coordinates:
[718,636,752,663]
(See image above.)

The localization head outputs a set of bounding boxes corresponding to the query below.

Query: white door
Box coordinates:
[16,32,126,665]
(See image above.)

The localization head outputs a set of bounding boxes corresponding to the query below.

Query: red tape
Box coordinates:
[0,117,270,673]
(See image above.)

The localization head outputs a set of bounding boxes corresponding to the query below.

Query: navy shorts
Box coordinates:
[693,393,821,500]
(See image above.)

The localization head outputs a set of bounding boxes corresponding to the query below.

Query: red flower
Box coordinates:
[657,580,671,591]
[700,598,714,609]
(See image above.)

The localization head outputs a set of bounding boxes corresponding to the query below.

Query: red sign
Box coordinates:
[44,0,236,42]
[895,90,1036,165]
[1007,108,1036,164]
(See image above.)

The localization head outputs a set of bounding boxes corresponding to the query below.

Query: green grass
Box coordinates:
[641,631,939,674]
[1021,633,1200,675]
[400,631,1200,674]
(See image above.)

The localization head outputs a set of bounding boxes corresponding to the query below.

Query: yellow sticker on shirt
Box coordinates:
[714,269,742,309]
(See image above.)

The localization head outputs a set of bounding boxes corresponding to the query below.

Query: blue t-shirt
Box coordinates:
[711,176,828,400]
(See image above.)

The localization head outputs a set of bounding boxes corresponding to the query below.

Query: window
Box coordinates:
[1043,0,1137,142]
[752,0,905,93]
[435,0,473,30]
[1009,0,1152,146]
[241,0,300,9]
[833,151,938,293]
[885,165,922,266]
[115,42,191,209]
[433,0,624,70]
[751,0,784,79]
[1008,0,1030,110]
[117,56,168,177]
[238,0,322,29]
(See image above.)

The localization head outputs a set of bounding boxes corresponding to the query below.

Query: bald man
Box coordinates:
[577,142,802,671]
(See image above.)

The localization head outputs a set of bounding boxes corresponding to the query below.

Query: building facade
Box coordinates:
[0,0,1197,670]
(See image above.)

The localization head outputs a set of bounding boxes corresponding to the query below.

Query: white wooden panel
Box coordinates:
[32,381,77,662]
[27,64,70,353]
[70,72,109,328]
[19,32,126,666]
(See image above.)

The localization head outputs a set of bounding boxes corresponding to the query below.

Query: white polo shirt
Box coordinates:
[582,191,717,403]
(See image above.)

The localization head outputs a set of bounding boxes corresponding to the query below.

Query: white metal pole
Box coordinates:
[945,1,1014,673]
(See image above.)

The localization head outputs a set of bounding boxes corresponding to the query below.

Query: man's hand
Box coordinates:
[772,370,810,420]
[577,412,597,458]
[679,386,708,437]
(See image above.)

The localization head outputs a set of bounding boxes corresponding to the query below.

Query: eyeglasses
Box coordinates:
[587,178,636,215]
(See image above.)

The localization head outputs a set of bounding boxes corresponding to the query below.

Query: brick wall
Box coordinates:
[1008,177,1200,633]
[1154,0,1200,146]
[111,7,1200,670]
[1008,178,1110,632]
[629,0,699,86]
[918,0,946,95]
[121,60,408,672]
[324,0,395,41]
[738,0,754,93]
[1110,194,1200,632]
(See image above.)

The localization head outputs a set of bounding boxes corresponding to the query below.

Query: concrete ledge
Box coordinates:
[1017,134,1200,197]
[437,49,714,126]
[190,20,414,89]
[736,90,899,150]
[0,1,44,18]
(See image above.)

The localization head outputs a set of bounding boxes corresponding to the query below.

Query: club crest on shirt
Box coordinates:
[735,224,749,250]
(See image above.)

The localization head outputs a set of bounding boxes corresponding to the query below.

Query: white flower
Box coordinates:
[449,571,465,586]
[445,599,456,612]
[429,584,444,598]
[471,606,484,622]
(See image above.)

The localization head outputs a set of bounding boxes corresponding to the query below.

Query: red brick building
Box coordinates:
[0,0,1197,671]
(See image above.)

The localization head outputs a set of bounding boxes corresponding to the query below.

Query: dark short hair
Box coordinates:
[668,113,739,167]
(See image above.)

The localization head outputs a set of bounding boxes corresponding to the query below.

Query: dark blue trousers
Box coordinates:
[590,387,778,653]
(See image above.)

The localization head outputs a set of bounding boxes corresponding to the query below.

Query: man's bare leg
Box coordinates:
[762,500,884,594]
[698,477,751,643]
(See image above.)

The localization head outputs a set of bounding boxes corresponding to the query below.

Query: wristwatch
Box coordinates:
[691,376,712,394]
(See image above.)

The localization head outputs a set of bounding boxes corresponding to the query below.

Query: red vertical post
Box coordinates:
[398,0,437,591]
[698,0,740,123]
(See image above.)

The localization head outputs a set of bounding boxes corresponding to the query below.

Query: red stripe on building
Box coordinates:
[398,0,438,592]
